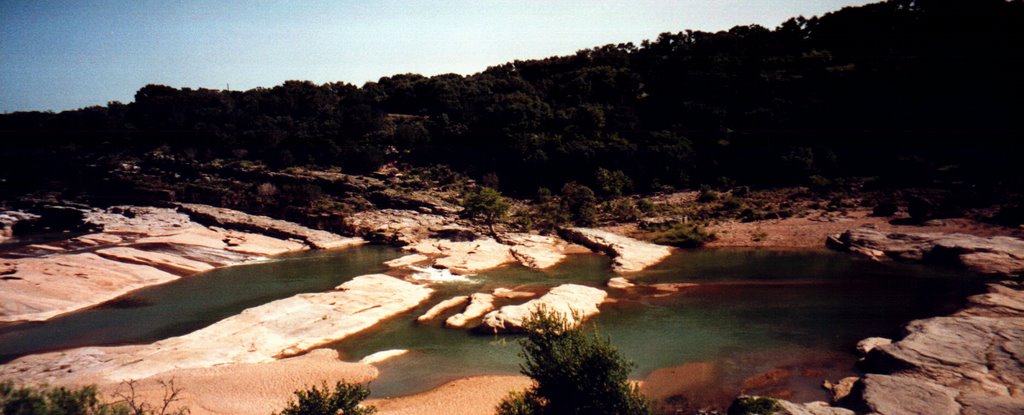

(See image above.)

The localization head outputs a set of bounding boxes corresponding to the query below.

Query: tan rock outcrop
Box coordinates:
[385,253,430,268]
[408,238,516,274]
[498,233,570,269]
[559,227,673,273]
[417,295,470,322]
[0,253,180,322]
[849,283,1024,415]
[344,209,452,244]
[95,247,215,275]
[177,203,363,250]
[827,228,1024,277]
[480,284,607,333]
[0,274,432,383]
[445,293,496,328]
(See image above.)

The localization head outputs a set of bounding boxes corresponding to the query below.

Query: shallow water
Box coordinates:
[0,245,402,362]
[330,249,985,404]
[0,246,987,409]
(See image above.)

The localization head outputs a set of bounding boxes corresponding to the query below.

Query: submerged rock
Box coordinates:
[827,228,1024,277]
[480,284,607,333]
[559,227,673,273]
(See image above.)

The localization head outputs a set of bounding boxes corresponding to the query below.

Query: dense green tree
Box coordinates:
[461,187,511,231]
[1,0,1021,199]
[496,308,651,415]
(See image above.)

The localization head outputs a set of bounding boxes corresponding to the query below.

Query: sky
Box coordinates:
[0,0,875,113]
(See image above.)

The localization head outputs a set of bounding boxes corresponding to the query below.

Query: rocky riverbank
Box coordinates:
[0,205,364,322]
[749,230,1024,415]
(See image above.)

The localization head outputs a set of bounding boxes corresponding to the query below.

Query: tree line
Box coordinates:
[1,0,1021,199]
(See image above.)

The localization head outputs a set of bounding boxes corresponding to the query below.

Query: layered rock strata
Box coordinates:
[0,205,355,322]
[827,228,1024,277]
[177,203,364,250]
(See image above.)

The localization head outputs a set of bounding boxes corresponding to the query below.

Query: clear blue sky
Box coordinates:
[0,0,874,113]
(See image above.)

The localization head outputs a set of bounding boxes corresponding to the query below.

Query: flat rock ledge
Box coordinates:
[177,203,364,250]
[480,284,607,333]
[559,227,673,273]
[1,206,326,322]
[827,228,1024,277]
[823,283,1024,415]
[0,274,432,384]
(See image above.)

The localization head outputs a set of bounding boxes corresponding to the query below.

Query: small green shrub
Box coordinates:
[647,223,716,248]
[1,381,117,415]
[496,309,651,415]
[461,186,511,229]
[276,382,375,415]
[727,396,780,415]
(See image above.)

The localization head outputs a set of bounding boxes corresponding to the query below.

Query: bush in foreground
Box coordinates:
[276,382,375,415]
[1,379,189,415]
[496,308,651,415]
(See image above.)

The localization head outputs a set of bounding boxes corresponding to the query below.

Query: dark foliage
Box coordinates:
[496,308,651,415]
[2,0,1021,200]
[276,382,375,415]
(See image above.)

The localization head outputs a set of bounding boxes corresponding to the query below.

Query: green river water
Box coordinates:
[0,245,984,407]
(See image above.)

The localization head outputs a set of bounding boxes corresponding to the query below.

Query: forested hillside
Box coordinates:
[2,0,1021,198]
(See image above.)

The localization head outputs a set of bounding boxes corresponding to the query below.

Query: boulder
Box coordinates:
[822,377,859,403]
[480,284,607,333]
[607,277,635,289]
[558,227,673,273]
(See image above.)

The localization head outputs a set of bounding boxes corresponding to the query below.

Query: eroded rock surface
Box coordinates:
[343,209,452,245]
[559,227,673,273]
[408,238,516,274]
[445,293,496,328]
[177,203,363,249]
[480,284,607,333]
[848,283,1024,415]
[0,253,180,322]
[0,206,335,322]
[417,295,470,322]
[0,274,432,383]
[827,228,1024,277]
